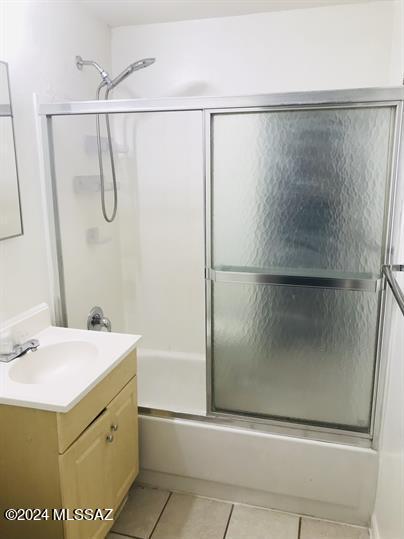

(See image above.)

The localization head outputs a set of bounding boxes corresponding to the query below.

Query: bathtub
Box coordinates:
[137,348,206,414]
[136,348,378,526]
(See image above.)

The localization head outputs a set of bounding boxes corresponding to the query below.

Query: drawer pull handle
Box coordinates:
[111,424,118,432]
[106,434,114,443]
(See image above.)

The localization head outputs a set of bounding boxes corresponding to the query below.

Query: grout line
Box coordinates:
[298,516,302,539]
[223,504,235,539]
[109,532,143,539]
[149,491,173,539]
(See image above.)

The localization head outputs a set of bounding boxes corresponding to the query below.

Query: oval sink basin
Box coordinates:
[9,341,98,385]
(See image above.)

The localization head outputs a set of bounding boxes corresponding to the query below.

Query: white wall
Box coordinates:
[112,1,403,98]
[0,0,111,324]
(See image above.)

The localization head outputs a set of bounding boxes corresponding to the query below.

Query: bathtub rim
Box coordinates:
[139,407,372,448]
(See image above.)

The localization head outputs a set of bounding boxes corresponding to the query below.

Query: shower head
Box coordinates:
[76,55,155,91]
[109,58,156,89]
[76,54,156,223]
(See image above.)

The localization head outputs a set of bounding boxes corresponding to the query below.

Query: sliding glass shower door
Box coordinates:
[42,86,403,440]
[207,104,398,433]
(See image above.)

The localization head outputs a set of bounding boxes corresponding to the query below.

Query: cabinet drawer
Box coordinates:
[57,351,136,453]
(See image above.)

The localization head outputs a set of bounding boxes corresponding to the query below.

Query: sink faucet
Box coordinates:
[0,339,40,363]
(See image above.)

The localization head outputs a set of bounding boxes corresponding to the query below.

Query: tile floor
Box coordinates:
[108,485,369,539]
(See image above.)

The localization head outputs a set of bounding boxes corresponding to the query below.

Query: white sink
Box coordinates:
[0,304,141,412]
[9,341,98,385]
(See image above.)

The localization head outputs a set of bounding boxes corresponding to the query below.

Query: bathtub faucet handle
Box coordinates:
[87,306,112,332]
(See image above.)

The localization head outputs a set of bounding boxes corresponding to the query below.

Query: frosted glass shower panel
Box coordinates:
[209,103,397,433]
[211,106,394,274]
[212,282,379,430]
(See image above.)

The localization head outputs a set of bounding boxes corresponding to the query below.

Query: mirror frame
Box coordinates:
[0,60,23,241]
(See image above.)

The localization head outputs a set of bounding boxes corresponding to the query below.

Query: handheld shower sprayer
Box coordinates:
[75,55,156,222]
[109,58,155,89]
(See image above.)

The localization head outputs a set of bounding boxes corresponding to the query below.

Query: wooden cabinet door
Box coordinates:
[58,376,138,538]
[107,378,139,508]
[59,409,113,539]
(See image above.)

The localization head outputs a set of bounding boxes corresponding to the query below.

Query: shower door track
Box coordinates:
[38,86,404,448]
[39,87,404,116]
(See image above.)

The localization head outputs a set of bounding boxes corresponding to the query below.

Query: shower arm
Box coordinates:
[76,56,112,87]
[382,264,404,316]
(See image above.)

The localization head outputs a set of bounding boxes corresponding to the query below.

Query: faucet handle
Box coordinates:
[0,328,16,355]
[0,338,15,355]
[101,316,112,332]
[87,306,112,332]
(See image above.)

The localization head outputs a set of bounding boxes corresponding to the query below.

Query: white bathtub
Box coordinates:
[136,349,378,526]
[137,348,206,414]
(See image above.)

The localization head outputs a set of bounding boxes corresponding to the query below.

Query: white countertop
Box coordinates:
[0,325,141,413]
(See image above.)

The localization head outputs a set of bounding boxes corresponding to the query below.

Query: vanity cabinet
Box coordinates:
[0,350,138,539]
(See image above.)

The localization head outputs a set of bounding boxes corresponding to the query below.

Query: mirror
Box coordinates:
[0,61,23,240]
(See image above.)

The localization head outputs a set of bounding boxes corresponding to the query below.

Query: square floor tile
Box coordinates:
[301,518,369,539]
[112,485,170,538]
[107,534,131,539]
[151,493,232,539]
[226,504,299,539]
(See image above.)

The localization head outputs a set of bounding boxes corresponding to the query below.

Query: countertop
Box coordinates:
[0,325,141,413]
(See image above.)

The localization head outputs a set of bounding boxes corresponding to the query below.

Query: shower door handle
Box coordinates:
[382,264,404,316]
[205,268,381,292]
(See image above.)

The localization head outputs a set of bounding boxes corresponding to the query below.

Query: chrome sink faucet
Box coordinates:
[0,339,40,363]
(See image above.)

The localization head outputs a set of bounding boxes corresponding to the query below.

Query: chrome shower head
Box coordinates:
[75,54,156,224]
[75,56,155,90]
[109,58,156,89]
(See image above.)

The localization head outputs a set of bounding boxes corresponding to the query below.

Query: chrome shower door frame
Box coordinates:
[204,95,404,445]
[38,87,404,447]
